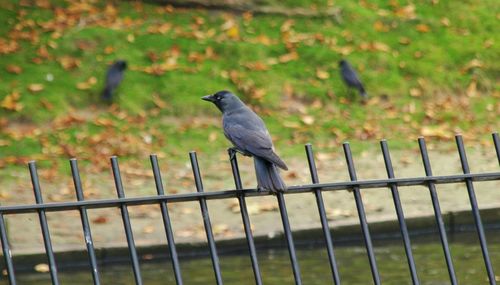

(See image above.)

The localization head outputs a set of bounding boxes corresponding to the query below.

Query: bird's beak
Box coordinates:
[201,95,215,102]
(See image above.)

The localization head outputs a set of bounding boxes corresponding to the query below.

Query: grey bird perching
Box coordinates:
[202,90,288,192]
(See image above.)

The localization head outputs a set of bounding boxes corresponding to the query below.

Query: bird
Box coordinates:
[339,59,368,99]
[202,90,288,192]
[101,60,127,102]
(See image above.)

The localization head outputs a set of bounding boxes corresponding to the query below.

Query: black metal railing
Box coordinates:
[1,133,500,285]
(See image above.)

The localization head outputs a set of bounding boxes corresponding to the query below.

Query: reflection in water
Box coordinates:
[4,230,500,285]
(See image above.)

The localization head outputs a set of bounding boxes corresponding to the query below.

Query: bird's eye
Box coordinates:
[216,96,221,100]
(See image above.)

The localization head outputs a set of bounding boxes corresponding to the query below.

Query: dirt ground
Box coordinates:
[1,146,499,255]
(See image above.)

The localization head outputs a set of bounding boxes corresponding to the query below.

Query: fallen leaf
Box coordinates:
[416,24,430,33]
[226,26,239,39]
[92,216,108,224]
[279,51,299,63]
[301,115,315,125]
[1,91,23,111]
[40,98,54,111]
[152,94,168,108]
[409,88,422,97]
[244,61,269,71]
[394,4,416,19]
[208,132,217,142]
[34,264,49,273]
[399,37,411,45]
[316,69,329,80]
[28,84,44,93]
[461,59,483,73]
[373,20,389,32]
[127,34,135,43]
[143,226,154,234]
[466,80,477,97]
[246,202,278,215]
[440,17,450,27]
[76,76,97,90]
[421,125,452,140]
[58,56,81,70]
[6,64,22,74]
[104,46,114,54]
[147,23,172,34]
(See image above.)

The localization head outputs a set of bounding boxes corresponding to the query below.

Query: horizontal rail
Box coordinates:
[0,172,499,215]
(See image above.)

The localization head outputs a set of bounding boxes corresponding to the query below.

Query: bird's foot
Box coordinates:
[228,147,250,160]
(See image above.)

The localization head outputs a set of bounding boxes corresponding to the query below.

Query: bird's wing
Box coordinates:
[342,67,362,87]
[106,68,124,89]
[224,124,288,170]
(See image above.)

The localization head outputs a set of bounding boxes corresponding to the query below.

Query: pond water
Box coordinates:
[3,229,500,285]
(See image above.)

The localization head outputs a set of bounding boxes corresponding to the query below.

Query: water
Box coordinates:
[3,230,500,284]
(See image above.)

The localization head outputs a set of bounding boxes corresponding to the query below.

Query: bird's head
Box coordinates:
[338,59,347,67]
[202,90,243,113]
[114,60,128,71]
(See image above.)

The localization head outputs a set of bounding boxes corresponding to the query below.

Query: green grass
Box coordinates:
[0,0,498,173]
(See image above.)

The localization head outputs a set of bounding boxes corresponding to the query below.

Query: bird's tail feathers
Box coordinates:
[254,157,286,192]
[102,86,113,101]
[359,86,368,99]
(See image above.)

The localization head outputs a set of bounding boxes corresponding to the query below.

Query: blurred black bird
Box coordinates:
[339,59,368,99]
[202,91,288,192]
[102,60,127,102]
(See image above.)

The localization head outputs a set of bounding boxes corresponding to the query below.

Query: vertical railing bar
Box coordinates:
[0,213,16,285]
[417,138,458,285]
[343,143,381,285]
[150,155,183,285]
[110,156,143,285]
[189,151,223,285]
[69,159,101,285]
[455,135,496,285]
[276,191,302,285]
[28,161,60,285]
[227,149,263,285]
[380,140,420,285]
[493,132,500,166]
[305,144,341,284]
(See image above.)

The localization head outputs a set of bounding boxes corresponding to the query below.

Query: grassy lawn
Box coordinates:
[0,0,498,176]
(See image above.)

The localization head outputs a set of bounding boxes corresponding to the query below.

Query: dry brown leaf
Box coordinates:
[143,226,155,234]
[399,37,411,45]
[226,26,239,39]
[147,23,172,34]
[421,126,453,140]
[34,264,50,273]
[394,4,416,19]
[208,132,217,142]
[152,94,168,109]
[76,76,97,90]
[28,84,44,93]
[127,34,135,43]
[316,69,329,80]
[104,46,114,54]
[416,24,430,33]
[373,20,389,32]
[92,216,108,224]
[58,56,81,70]
[301,115,315,125]
[409,88,422,97]
[247,202,278,215]
[461,59,483,73]
[244,61,269,71]
[466,80,477,97]
[6,64,22,74]
[1,91,23,111]
[279,51,299,63]
[440,17,450,27]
